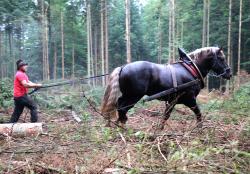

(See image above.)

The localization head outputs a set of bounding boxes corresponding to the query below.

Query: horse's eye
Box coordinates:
[218,56,225,61]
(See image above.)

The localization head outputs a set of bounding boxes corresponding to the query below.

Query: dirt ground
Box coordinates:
[0,91,249,174]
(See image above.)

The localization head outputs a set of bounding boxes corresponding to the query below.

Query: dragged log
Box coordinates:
[0,123,43,137]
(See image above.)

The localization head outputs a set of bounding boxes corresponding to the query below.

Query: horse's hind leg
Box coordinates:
[159,102,175,130]
[117,95,142,127]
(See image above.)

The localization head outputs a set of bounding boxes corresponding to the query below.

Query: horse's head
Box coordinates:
[190,47,232,79]
[209,47,232,80]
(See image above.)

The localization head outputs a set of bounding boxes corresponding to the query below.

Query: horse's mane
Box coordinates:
[188,47,219,61]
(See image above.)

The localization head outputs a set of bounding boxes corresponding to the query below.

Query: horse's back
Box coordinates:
[119,61,173,96]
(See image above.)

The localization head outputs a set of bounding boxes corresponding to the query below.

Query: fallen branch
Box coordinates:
[34,163,67,174]
[119,132,131,168]
[98,147,128,174]
[157,137,168,162]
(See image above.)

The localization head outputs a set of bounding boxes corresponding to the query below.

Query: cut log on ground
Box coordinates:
[0,123,43,137]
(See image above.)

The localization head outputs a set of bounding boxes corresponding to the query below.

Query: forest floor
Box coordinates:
[0,85,250,174]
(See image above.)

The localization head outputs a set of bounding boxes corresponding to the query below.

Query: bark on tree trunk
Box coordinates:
[202,0,207,47]
[101,0,105,85]
[168,0,175,63]
[61,11,65,80]
[45,4,50,80]
[226,0,232,93]
[94,26,98,85]
[72,42,75,79]
[168,0,172,62]
[157,5,162,64]
[237,0,242,88]
[206,0,210,46]
[53,41,57,80]
[181,21,184,47]
[125,0,131,63]
[0,123,43,137]
[172,0,175,61]
[104,0,109,83]
[0,32,1,79]
[87,1,91,83]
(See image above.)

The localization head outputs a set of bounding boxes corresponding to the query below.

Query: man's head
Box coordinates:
[16,59,28,72]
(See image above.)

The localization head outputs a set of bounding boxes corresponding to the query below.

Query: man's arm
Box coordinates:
[21,80,42,88]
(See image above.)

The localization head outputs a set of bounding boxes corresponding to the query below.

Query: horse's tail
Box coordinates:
[101,67,122,120]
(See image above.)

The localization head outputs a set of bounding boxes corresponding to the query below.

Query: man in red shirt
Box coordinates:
[10,59,42,123]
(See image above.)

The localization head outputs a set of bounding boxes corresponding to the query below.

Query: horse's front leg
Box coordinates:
[184,99,203,128]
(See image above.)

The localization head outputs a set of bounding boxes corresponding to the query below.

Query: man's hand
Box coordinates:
[36,83,42,88]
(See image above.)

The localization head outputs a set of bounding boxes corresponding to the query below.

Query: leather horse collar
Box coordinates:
[178,48,205,89]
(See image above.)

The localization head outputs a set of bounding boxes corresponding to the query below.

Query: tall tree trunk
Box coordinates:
[42,0,45,80]
[172,0,175,61]
[61,11,65,80]
[8,31,13,77]
[157,4,162,64]
[202,0,207,47]
[53,42,57,80]
[101,0,106,85]
[12,33,15,77]
[168,0,175,63]
[168,0,172,62]
[0,32,1,58]
[104,0,109,82]
[226,0,232,93]
[45,4,50,80]
[71,46,75,79]
[125,0,131,63]
[181,21,184,47]
[206,0,210,46]
[94,26,98,85]
[206,0,210,91]
[237,0,242,88]
[87,1,91,83]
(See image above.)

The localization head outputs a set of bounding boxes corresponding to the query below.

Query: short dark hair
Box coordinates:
[16,59,28,70]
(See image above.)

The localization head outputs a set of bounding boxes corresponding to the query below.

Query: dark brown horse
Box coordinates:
[101,47,231,128]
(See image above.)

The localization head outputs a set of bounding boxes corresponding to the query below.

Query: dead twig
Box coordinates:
[157,137,168,162]
[119,132,131,168]
[97,148,128,174]
[34,163,67,174]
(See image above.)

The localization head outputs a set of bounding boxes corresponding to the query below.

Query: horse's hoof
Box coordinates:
[119,123,126,129]
[105,120,114,127]
[105,122,111,127]
[155,123,165,130]
[196,122,203,128]
[159,125,165,130]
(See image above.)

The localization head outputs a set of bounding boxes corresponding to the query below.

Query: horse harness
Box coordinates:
[167,59,204,92]
[144,50,204,102]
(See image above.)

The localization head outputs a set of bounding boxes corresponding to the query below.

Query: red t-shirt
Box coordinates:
[14,71,29,97]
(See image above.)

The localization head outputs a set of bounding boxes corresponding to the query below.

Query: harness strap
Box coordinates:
[168,65,177,89]
[181,62,199,78]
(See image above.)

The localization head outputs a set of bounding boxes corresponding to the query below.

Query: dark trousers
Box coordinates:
[10,95,38,123]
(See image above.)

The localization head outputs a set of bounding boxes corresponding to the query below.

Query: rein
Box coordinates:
[29,73,110,95]
[208,67,230,78]
[209,50,231,78]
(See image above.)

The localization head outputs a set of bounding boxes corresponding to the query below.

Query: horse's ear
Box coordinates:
[218,46,223,53]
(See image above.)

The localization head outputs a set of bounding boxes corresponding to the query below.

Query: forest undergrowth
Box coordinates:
[0,80,249,173]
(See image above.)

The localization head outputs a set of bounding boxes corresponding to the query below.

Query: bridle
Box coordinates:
[208,50,231,78]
